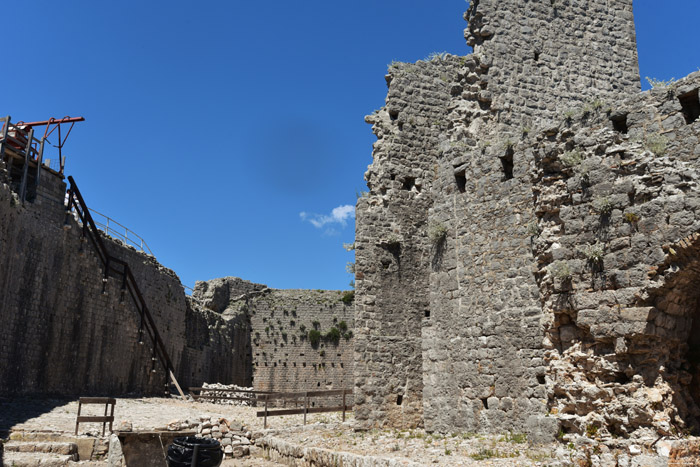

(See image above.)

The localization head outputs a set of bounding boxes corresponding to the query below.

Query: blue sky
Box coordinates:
[3,1,698,291]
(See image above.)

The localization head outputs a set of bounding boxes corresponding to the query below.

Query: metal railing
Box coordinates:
[89,208,154,256]
[65,176,185,398]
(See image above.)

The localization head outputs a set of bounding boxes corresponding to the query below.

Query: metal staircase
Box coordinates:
[65,176,185,398]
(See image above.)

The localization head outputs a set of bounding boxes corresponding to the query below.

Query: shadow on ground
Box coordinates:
[0,396,71,439]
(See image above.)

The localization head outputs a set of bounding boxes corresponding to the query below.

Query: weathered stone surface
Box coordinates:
[353,0,700,442]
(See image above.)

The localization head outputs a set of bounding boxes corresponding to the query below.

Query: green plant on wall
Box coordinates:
[341,290,354,304]
[559,149,584,167]
[308,329,322,348]
[645,76,675,89]
[580,242,605,265]
[592,197,614,216]
[526,220,541,237]
[325,327,341,345]
[428,222,448,246]
[644,133,668,156]
[548,260,572,281]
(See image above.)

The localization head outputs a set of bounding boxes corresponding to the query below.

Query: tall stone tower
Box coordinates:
[354,0,640,433]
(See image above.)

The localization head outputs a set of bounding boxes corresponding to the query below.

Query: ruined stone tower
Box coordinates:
[354,0,641,434]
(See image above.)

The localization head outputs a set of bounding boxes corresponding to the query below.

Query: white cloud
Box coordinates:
[301,204,355,229]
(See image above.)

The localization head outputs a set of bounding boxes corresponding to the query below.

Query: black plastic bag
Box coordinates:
[166,436,223,467]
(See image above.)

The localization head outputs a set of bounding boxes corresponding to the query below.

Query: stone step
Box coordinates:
[2,451,77,467]
[4,440,78,455]
[8,432,67,442]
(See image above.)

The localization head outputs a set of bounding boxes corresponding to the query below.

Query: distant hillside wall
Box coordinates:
[193,278,355,394]
[0,166,243,395]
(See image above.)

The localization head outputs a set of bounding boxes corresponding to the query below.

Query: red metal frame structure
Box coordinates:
[16,116,85,175]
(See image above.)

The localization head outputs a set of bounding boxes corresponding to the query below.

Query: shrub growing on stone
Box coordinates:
[624,212,640,224]
[526,220,541,237]
[325,327,341,345]
[644,133,668,156]
[428,222,448,246]
[580,242,605,264]
[308,329,321,347]
[341,290,354,304]
[592,197,614,215]
[559,149,584,167]
[548,260,572,281]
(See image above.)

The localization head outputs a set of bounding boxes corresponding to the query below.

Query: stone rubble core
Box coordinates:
[200,382,257,406]
[354,0,700,443]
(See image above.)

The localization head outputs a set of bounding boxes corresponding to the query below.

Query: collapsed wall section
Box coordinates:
[0,171,244,395]
[530,72,700,438]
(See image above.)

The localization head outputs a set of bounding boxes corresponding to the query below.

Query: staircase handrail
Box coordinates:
[89,207,154,256]
[65,176,184,398]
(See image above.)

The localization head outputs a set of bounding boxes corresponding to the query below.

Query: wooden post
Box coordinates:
[342,389,346,422]
[36,138,44,189]
[19,128,33,203]
[109,401,115,434]
[102,402,109,436]
[0,116,9,160]
[304,392,308,425]
[75,400,82,435]
[264,395,268,429]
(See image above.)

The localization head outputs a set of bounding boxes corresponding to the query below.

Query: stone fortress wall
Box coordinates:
[0,163,355,397]
[354,0,700,440]
[0,162,243,395]
[0,161,354,395]
[192,277,355,395]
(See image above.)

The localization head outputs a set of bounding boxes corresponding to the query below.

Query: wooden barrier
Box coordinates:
[75,397,116,436]
[256,389,352,428]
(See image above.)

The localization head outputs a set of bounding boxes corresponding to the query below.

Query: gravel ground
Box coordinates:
[0,396,347,435]
[0,397,687,466]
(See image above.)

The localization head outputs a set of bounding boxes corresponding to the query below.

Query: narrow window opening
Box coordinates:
[481,398,489,409]
[396,395,403,406]
[534,50,540,62]
[402,177,415,191]
[455,170,467,193]
[390,174,396,181]
[611,113,629,133]
[679,89,700,124]
[424,309,430,318]
[500,148,514,180]
[389,109,399,121]
[317,382,321,387]
[537,375,546,385]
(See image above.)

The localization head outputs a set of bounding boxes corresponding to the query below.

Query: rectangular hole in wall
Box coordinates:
[500,148,514,181]
[611,113,629,133]
[481,397,488,409]
[537,375,546,384]
[424,309,430,318]
[396,394,403,406]
[679,89,700,124]
[455,170,466,193]
[402,177,415,191]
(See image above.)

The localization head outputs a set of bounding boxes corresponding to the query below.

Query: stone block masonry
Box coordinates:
[0,173,245,395]
[529,71,700,438]
[193,278,355,395]
[355,0,642,436]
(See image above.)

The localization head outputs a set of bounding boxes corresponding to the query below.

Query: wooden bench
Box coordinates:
[75,397,116,436]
